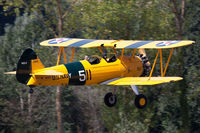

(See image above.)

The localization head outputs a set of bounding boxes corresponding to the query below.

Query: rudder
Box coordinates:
[16,49,44,84]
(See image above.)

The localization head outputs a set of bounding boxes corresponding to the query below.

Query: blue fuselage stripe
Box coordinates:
[125,41,153,48]
[68,39,96,47]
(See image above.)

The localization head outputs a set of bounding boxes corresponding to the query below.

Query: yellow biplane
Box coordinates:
[5,38,195,109]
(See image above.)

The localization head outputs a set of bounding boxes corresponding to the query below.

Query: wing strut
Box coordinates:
[98,47,104,54]
[148,48,174,79]
[131,48,137,59]
[63,47,67,63]
[113,47,117,56]
[163,48,173,76]
[57,47,67,65]
[121,48,124,60]
[149,49,159,79]
[57,47,76,65]
[57,47,62,65]
[70,47,75,62]
[160,49,164,76]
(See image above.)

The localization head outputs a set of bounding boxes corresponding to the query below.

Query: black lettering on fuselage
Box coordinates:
[51,74,69,80]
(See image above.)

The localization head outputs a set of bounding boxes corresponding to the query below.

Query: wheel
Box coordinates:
[104,92,117,107]
[135,94,147,109]
[29,88,34,94]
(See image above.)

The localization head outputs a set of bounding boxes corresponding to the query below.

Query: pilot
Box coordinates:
[102,53,107,59]
[84,55,89,61]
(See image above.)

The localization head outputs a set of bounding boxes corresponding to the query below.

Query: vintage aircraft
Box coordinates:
[5,38,195,109]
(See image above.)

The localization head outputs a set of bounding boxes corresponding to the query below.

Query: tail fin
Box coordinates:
[16,49,44,84]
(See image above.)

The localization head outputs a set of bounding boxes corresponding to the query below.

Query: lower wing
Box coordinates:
[100,77,183,85]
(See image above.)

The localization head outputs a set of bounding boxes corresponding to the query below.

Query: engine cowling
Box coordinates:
[120,55,151,77]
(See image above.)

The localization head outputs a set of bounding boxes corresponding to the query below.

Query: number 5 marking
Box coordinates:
[78,70,86,81]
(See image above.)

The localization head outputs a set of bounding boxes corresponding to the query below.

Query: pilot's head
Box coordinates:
[84,55,89,61]
[102,53,107,59]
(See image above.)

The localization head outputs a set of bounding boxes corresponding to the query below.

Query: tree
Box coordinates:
[0,13,58,133]
[70,0,179,132]
[0,1,80,132]
[0,0,199,132]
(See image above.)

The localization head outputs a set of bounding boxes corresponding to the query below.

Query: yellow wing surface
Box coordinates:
[100,77,183,85]
[40,38,194,49]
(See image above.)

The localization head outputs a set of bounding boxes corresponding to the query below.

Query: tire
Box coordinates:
[104,92,117,107]
[29,88,34,94]
[135,94,147,109]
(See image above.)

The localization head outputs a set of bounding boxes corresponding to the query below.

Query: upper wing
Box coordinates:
[40,38,194,49]
[114,40,194,49]
[100,77,183,85]
[40,38,115,47]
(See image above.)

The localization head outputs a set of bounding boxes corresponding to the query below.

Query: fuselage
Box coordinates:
[27,56,144,86]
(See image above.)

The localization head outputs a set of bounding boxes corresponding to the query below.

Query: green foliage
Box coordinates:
[71,0,176,40]
[61,86,77,133]
[183,1,200,132]
[0,0,199,133]
[0,13,58,132]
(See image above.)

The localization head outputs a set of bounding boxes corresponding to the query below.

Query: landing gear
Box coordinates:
[104,86,148,109]
[29,88,34,93]
[135,94,147,109]
[28,86,34,94]
[131,85,147,109]
[104,92,117,107]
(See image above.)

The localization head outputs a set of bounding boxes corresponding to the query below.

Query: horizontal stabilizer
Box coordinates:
[4,71,16,75]
[31,70,65,76]
[100,77,183,85]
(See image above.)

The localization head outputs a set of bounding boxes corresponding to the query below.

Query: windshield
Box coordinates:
[88,56,101,65]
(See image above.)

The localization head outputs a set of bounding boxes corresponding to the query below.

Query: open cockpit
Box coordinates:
[86,54,117,65]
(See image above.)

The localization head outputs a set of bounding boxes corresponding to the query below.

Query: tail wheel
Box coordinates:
[104,92,117,107]
[29,88,34,94]
[28,86,35,94]
[135,94,147,109]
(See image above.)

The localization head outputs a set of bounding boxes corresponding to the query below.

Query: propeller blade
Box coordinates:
[139,48,151,67]
[138,48,146,56]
